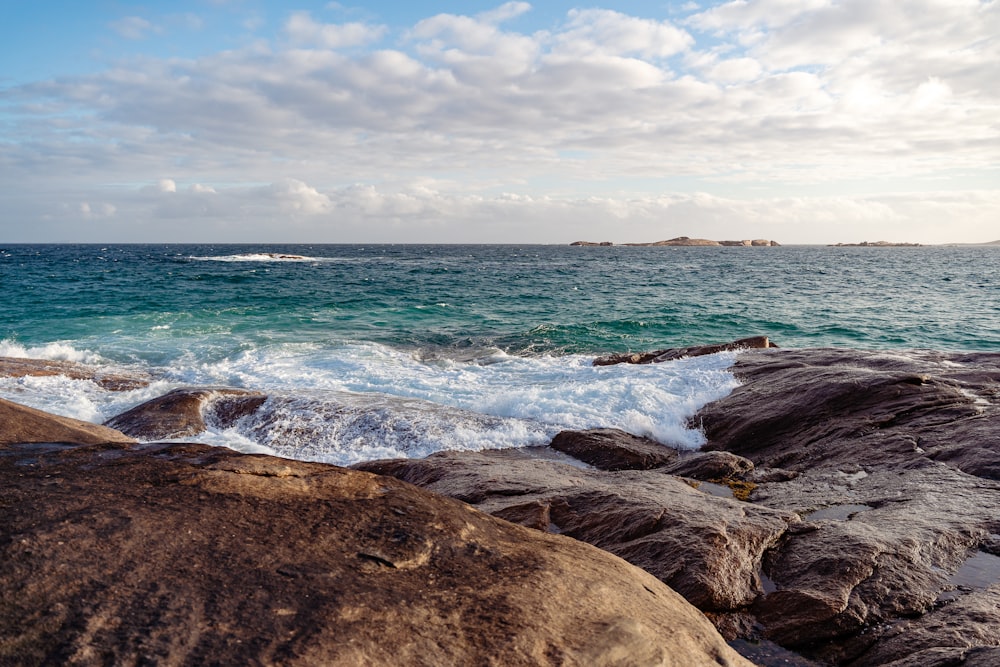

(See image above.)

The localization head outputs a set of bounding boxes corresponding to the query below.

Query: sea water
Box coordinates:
[1,244,997,464]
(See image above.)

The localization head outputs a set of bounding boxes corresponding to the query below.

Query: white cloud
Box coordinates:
[2,3,998,244]
[554,9,693,59]
[477,2,532,25]
[284,11,387,49]
[79,202,117,219]
[110,16,156,40]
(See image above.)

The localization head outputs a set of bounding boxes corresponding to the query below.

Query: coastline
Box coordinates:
[3,342,1000,665]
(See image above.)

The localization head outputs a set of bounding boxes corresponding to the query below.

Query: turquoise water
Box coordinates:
[3,244,997,356]
[1,244,997,464]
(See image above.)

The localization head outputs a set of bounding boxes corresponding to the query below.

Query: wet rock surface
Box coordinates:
[549,428,679,470]
[0,436,751,667]
[699,348,1000,664]
[104,387,267,440]
[593,336,774,366]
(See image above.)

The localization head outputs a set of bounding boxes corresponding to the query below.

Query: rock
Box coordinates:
[850,585,1000,666]
[357,448,795,613]
[624,237,722,246]
[0,356,151,391]
[569,241,614,246]
[549,428,679,470]
[663,451,755,481]
[697,348,1000,474]
[0,439,752,667]
[593,336,775,366]
[693,348,1000,663]
[104,387,267,440]
[0,397,135,446]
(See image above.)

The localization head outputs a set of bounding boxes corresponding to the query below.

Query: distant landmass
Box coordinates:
[829,241,922,247]
[571,237,780,247]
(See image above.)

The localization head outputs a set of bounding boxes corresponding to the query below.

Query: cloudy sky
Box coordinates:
[2,0,998,244]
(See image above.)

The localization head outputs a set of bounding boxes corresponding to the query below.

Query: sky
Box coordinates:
[1,0,998,244]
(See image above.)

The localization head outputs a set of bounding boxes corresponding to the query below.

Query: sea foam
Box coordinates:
[0,339,741,466]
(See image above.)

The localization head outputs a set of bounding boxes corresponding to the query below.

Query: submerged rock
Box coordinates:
[0,437,751,667]
[104,387,267,440]
[0,356,151,391]
[593,336,774,366]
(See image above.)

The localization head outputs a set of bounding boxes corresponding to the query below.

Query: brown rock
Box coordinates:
[0,439,752,667]
[0,397,135,446]
[104,387,267,440]
[0,356,151,391]
[693,348,1000,663]
[594,336,775,366]
[358,449,794,612]
[550,428,679,470]
[663,451,755,481]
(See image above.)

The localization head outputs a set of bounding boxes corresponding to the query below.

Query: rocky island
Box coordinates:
[3,343,1000,666]
[829,241,922,247]
[571,237,781,247]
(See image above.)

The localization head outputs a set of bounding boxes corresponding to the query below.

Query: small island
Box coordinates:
[571,236,780,247]
[829,241,922,247]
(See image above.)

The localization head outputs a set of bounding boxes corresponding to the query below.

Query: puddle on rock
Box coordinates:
[805,504,872,521]
[695,480,734,499]
[937,551,1000,602]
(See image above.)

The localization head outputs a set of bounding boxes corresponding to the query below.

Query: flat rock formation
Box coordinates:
[569,240,613,246]
[593,335,774,366]
[358,448,796,619]
[104,387,267,440]
[0,356,151,391]
[0,402,750,667]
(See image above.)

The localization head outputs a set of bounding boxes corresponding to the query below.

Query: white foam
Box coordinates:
[0,339,740,466]
[0,339,104,365]
[184,343,739,462]
[189,253,327,263]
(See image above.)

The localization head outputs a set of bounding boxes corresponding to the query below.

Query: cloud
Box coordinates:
[1,3,998,244]
[284,11,387,49]
[109,16,157,40]
[79,202,117,219]
[477,2,532,25]
[554,9,693,59]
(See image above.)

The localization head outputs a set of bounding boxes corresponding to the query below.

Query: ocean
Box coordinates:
[2,243,997,464]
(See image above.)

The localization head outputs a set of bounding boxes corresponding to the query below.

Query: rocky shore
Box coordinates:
[3,344,1000,666]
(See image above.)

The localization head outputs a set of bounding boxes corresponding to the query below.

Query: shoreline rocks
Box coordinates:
[5,344,1000,665]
